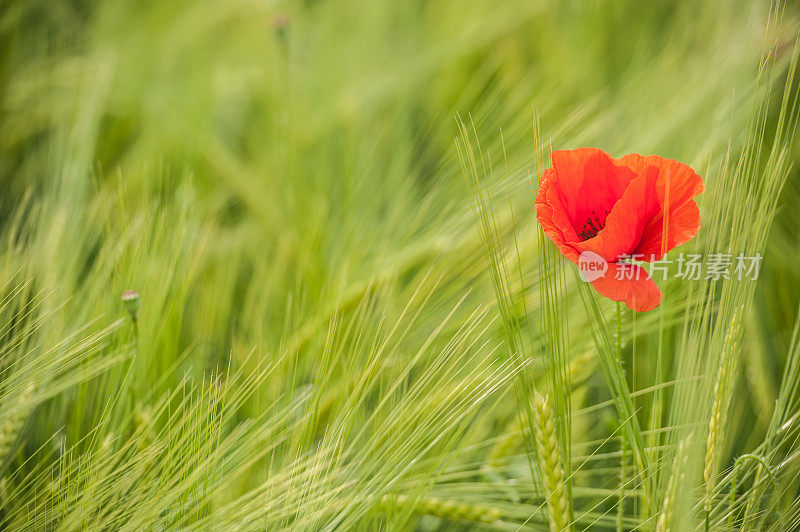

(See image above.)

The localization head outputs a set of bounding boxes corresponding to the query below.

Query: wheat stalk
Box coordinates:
[617,434,627,531]
[533,392,571,532]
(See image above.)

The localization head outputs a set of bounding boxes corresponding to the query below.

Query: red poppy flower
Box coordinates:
[535,148,703,312]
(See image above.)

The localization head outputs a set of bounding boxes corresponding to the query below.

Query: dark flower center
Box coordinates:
[578,210,608,241]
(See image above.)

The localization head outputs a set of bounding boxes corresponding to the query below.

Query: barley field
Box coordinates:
[1,1,800,530]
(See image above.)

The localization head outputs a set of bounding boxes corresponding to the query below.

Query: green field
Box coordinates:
[1,1,800,529]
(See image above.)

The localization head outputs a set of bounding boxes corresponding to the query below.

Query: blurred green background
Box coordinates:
[2,0,797,365]
[1,0,799,529]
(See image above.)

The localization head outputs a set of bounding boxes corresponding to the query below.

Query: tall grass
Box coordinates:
[1,0,799,529]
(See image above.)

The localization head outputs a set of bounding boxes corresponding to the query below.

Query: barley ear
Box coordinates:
[0,476,7,508]
[656,437,690,532]
[379,494,502,524]
[484,351,593,474]
[532,392,571,532]
[484,428,519,472]
[0,385,36,465]
[704,308,743,518]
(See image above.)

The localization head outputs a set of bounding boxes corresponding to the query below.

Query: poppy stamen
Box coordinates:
[578,210,609,241]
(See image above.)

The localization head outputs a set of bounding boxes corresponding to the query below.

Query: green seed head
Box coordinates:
[121,290,140,320]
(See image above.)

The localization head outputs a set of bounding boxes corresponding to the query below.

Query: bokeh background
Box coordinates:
[1,0,799,529]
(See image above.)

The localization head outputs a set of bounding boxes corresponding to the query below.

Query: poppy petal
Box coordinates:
[590,262,663,312]
[534,148,702,312]
[634,200,701,259]
[578,155,703,263]
[535,168,580,262]
[573,166,660,263]
[619,154,704,261]
[548,149,636,241]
